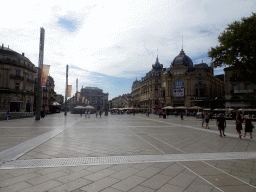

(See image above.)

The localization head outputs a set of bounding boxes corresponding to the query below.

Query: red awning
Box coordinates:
[152,107,162,109]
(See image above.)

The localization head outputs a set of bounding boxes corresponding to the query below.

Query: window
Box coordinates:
[173,80,185,88]
[246,84,251,90]
[16,70,20,77]
[197,79,204,85]
[15,83,20,91]
[155,79,158,83]
[233,84,238,90]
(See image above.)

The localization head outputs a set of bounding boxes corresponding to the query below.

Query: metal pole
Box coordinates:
[64,65,69,116]
[35,27,45,120]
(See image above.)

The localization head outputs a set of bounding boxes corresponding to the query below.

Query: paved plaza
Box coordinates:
[0,113,256,192]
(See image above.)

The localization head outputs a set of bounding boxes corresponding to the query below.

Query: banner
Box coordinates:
[41,64,50,87]
[67,85,72,97]
[173,88,184,97]
[82,97,85,103]
[85,99,87,104]
[77,92,80,102]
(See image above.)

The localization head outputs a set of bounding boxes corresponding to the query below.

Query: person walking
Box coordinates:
[88,110,90,118]
[205,112,210,129]
[244,115,253,139]
[201,111,205,127]
[96,111,98,118]
[235,113,243,138]
[99,111,102,118]
[6,111,10,120]
[180,112,183,120]
[85,110,87,118]
[216,113,226,137]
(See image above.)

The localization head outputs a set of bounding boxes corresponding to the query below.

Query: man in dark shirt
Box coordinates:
[216,113,226,137]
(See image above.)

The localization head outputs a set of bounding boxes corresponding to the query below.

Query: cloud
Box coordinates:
[1,0,256,98]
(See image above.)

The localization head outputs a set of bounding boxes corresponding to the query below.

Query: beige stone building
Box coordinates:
[161,49,224,108]
[110,93,131,109]
[139,56,162,109]
[80,87,108,111]
[130,49,225,109]
[131,78,141,108]
[224,67,256,109]
[0,45,37,112]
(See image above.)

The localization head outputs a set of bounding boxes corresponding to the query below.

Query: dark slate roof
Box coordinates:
[171,49,193,67]
[0,46,32,63]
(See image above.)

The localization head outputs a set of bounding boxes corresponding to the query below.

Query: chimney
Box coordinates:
[22,52,25,56]
[8,45,9,49]
[2,44,3,49]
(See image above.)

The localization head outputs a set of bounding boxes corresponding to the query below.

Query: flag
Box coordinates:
[67,85,72,97]
[41,64,50,87]
[77,92,80,102]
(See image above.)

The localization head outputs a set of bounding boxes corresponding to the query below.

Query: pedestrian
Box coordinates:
[85,110,87,118]
[147,110,150,117]
[216,113,226,137]
[6,111,10,120]
[99,111,102,118]
[180,112,183,120]
[88,110,90,118]
[244,115,254,139]
[205,112,210,129]
[235,113,243,138]
[201,111,205,127]
[96,111,98,118]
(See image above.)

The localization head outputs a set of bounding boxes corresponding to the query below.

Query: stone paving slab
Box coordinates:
[0,113,256,192]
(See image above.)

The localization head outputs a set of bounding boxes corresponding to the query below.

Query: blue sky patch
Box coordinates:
[58,17,79,32]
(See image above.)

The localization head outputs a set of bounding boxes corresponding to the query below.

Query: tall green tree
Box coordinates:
[208,13,256,84]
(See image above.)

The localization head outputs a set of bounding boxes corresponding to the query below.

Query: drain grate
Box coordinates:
[1,152,256,169]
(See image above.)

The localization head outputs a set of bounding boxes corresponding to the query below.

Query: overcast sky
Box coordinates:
[1,0,255,99]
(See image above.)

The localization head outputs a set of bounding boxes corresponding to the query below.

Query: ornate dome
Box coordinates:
[171,49,193,67]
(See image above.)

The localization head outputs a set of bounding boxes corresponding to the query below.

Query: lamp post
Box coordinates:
[35,27,45,120]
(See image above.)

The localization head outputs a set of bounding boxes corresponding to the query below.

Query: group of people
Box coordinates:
[235,113,254,139]
[202,111,254,138]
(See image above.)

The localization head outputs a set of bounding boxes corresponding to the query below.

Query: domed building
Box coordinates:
[159,49,224,108]
[0,44,37,112]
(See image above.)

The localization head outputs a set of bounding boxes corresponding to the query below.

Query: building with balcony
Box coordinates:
[161,49,225,108]
[139,56,163,110]
[224,67,256,109]
[80,87,108,111]
[34,69,59,112]
[0,44,37,112]
[110,93,131,109]
[130,49,225,109]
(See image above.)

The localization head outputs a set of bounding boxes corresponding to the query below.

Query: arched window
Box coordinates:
[173,79,185,88]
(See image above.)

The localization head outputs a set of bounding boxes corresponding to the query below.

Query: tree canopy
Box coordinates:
[208,12,256,84]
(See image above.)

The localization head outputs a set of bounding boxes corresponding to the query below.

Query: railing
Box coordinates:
[27,78,36,83]
[0,112,34,121]
[193,97,209,100]
[10,74,24,80]
[230,77,244,81]
[234,89,254,93]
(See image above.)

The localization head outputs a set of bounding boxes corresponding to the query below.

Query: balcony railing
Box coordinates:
[231,89,254,94]
[10,74,24,80]
[27,78,36,83]
[193,97,209,100]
